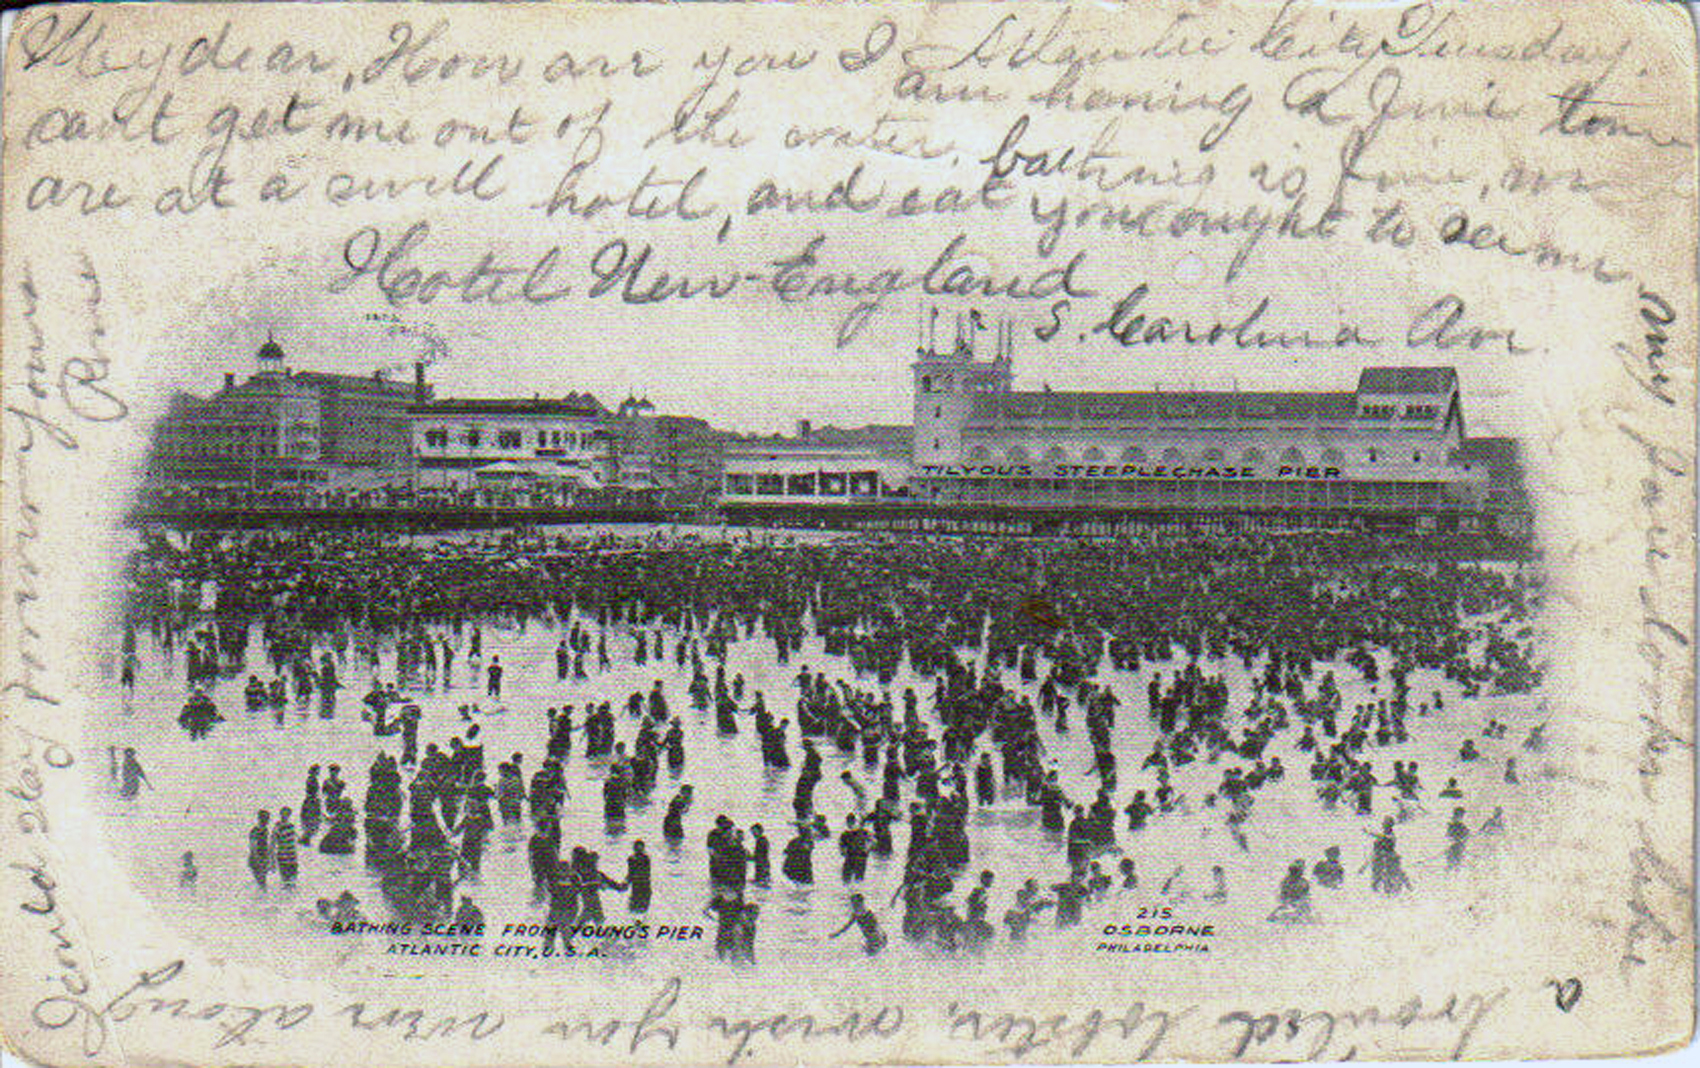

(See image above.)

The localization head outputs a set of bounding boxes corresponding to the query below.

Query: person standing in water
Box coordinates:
[749,824,771,887]
[247,811,273,889]
[1270,859,1313,922]
[273,808,299,888]
[782,825,814,885]
[118,748,151,800]
[829,893,887,956]
[626,840,652,914]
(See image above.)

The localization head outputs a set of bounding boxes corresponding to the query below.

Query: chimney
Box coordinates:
[796,418,811,439]
[224,372,235,391]
[414,361,427,404]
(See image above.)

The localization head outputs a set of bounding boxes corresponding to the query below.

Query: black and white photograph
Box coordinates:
[109,322,1547,970]
[0,2,1692,1065]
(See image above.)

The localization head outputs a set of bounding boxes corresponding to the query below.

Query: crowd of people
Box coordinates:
[115,524,1546,962]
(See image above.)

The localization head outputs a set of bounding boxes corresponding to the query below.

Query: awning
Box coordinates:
[473,461,534,478]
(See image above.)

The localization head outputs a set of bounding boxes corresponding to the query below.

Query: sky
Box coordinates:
[156,281,1527,439]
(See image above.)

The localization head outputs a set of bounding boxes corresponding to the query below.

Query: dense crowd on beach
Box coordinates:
[113,525,1546,962]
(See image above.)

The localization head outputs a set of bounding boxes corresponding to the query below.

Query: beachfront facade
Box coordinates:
[720,323,1526,536]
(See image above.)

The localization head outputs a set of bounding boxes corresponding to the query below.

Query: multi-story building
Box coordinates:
[408,395,613,492]
[721,422,914,507]
[408,393,727,497]
[910,349,1482,517]
[721,317,1528,535]
[607,397,723,497]
[145,337,425,490]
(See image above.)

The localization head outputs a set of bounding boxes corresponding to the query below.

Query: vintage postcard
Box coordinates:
[0,1,1694,1064]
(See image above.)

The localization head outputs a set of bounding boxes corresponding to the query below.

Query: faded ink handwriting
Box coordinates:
[945,999,1187,1061]
[1218,988,1508,1060]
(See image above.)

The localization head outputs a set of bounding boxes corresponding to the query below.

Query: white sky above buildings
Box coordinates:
[165,296,1524,439]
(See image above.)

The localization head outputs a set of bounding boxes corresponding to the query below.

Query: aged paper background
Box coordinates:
[0,1,1695,1064]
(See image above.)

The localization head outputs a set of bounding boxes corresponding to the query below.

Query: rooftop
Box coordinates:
[288,370,418,395]
[1456,436,1521,469]
[960,366,1462,422]
[1357,367,1458,395]
[725,424,914,456]
[409,394,608,417]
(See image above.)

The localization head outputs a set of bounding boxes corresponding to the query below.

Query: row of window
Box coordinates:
[171,424,288,438]
[954,445,1429,465]
[932,481,1460,505]
[1360,403,1439,420]
[158,442,319,458]
[421,428,593,450]
[724,472,896,497]
[917,373,1006,393]
[925,397,1440,423]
